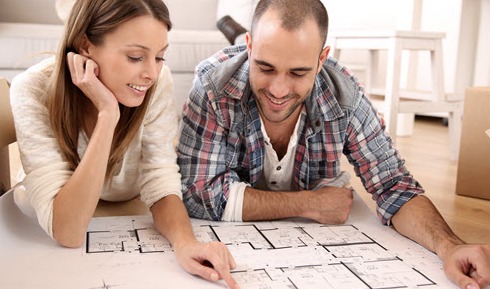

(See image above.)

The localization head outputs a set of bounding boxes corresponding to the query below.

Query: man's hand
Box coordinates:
[390,195,490,289]
[173,240,240,289]
[301,186,353,224]
[442,243,490,289]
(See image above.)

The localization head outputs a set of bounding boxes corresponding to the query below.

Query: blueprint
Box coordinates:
[84,210,459,289]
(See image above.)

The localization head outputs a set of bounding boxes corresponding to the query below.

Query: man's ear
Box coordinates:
[317,46,330,73]
[245,31,252,57]
[78,34,92,57]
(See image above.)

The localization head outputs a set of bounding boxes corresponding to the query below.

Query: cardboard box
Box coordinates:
[0,78,13,194]
[455,87,490,200]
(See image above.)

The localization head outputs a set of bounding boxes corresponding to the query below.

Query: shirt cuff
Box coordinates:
[221,181,249,222]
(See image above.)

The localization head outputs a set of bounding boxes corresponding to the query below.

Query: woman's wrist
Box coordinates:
[97,109,120,129]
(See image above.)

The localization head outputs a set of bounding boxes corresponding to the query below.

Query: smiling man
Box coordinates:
[177,1,490,289]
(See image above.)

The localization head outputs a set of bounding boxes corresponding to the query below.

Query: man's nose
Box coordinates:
[269,74,290,98]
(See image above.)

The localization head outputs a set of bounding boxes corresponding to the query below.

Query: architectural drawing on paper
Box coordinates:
[86,217,172,254]
[85,216,438,288]
[89,280,122,289]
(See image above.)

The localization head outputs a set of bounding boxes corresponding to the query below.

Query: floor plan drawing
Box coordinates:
[87,217,171,254]
[84,216,454,289]
[1,191,464,289]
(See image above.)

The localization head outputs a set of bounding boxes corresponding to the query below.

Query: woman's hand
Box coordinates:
[66,52,119,119]
[150,197,239,288]
[173,240,240,289]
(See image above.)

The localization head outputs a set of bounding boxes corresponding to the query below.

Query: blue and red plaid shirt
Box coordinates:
[177,44,424,224]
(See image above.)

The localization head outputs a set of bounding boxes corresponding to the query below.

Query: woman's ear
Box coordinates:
[78,34,92,57]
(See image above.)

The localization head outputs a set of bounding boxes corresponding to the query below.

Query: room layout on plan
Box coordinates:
[85,216,439,289]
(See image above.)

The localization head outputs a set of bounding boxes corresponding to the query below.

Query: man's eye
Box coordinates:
[259,67,274,74]
[291,72,307,78]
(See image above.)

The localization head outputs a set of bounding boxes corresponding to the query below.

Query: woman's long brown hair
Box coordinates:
[48,0,172,177]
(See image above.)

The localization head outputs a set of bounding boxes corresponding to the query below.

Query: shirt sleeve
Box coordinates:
[221,181,249,222]
[138,65,182,208]
[177,73,243,221]
[10,58,72,239]
[343,91,425,224]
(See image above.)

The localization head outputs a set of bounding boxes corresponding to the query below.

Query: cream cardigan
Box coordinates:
[10,57,182,238]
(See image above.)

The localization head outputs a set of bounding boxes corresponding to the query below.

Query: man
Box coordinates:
[177,0,490,288]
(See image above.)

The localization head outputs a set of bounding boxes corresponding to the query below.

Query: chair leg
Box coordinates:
[396,113,415,137]
[431,40,445,101]
[384,39,403,138]
[366,50,379,93]
[448,104,463,161]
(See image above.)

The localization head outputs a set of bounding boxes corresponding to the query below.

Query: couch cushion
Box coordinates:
[0,23,63,73]
[165,0,219,30]
[165,29,228,72]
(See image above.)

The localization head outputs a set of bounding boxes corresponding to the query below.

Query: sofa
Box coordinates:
[0,0,257,114]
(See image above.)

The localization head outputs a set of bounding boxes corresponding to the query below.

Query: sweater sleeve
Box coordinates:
[10,58,73,239]
[138,65,182,208]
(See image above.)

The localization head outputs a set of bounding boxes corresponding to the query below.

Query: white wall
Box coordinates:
[472,0,490,86]
[0,0,61,24]
[322,0,466,95]
[2,0,486,93]
[323,0,413,31]
[418,0,463,93]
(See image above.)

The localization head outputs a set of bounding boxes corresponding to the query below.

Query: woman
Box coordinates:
[10,0,238,287]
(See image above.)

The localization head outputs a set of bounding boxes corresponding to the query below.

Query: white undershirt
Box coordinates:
[221,109,303,221]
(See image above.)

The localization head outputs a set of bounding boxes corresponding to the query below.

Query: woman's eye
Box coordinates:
[128,56,144,62]
[156,57,165,62]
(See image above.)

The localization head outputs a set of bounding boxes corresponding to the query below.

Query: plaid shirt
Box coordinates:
[177,45,424,224]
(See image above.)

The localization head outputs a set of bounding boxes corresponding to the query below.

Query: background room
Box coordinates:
[1,0,489,243]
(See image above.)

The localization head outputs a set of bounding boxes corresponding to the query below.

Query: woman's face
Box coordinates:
[84,15,169,107]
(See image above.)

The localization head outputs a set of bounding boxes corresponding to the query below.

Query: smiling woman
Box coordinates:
[8,0,238,288]
[77,16,168,109]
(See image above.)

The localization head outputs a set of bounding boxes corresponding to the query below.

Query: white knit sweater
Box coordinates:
[10,57,182,238]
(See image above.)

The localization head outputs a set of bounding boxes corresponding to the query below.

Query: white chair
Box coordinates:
[0,77,16,195]
[330,30,463,160]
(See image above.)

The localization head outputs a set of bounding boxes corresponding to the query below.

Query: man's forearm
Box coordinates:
[391,195,465,260]
[242,187,306,221]
[242,186,353,224]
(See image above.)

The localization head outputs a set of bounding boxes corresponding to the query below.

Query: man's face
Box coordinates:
[247,10,329,123]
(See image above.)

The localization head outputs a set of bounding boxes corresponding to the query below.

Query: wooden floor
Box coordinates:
[342,116,490,244]
[8,116,490,243]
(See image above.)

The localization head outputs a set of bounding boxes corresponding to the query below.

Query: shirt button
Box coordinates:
[276,166,281,171]
[270,181,277,185]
